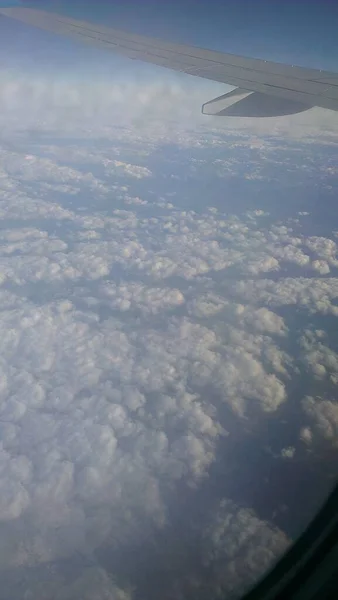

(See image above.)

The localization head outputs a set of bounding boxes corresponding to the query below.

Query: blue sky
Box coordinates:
[1,0,338,71]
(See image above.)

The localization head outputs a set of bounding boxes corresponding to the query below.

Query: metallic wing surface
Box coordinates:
[1,6,338,117]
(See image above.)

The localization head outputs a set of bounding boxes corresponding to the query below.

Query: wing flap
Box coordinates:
[202,88,312,117]
[1,6,338,114]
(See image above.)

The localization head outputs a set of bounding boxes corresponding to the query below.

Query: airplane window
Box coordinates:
[0,1,337,599]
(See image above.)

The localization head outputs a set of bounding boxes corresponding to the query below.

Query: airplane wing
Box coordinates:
[1,6,338,118]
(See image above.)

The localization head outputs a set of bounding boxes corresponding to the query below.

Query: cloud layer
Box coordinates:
[0,65,337,599]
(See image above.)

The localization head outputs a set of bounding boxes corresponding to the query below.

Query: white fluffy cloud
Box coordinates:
[0,296,290,565]
[305,237,338,268]
[235,278,338,316]
[301,396,338,447]
[99,282,185,314]
[198,500,290,599]
[300,329,338,381]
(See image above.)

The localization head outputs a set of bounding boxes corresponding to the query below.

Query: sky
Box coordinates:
[0,2,338,600]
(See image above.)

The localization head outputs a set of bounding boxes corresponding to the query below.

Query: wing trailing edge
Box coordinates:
[202,88,313,118]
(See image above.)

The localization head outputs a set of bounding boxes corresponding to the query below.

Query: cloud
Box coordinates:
[300,329,338,381]
[0,301,224,563]
[196,499,290,600]
[235,278,338,316]
[301,396,338,447]
[305,236,338,268]
[0,227,293,589]
[312,260,330,275]
[108,160,152,179]
[0,69,211,134]
[280,446,296,459]
[234,305,287,336]
[99,282,185,315]
[4,149,337,288]
[93,497,290,600]
[1,66,338,142]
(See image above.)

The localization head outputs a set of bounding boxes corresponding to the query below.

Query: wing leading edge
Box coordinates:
[1,6,338,118]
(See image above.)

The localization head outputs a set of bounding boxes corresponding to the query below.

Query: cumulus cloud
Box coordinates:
[234,305,287,336]
[0,295,292,599]
[3,155,337,288]
[0,295,290,566]
[301,396,338,447]
[235,278,338,316]
[300,329,338,381]
[99,281,185,315]
[305,236,338,268]
[312,259,330,275]
[0,165,297,596]
[198,500,290,600]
